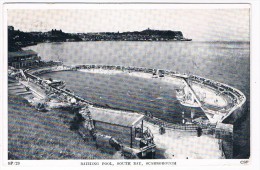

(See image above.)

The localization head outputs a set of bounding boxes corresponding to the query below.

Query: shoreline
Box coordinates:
[78,68,185,87]
[7,63,247,159]
[22,63,246,124]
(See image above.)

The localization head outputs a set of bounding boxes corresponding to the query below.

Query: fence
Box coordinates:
[144,115,216,132]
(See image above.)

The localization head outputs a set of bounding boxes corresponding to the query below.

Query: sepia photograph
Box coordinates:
[1,1,259,168]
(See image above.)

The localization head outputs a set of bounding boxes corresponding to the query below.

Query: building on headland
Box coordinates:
[8,50,40,68]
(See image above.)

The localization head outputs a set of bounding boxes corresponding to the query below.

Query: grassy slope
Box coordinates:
[8,94,114,160]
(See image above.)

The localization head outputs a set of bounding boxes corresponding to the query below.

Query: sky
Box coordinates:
[7,7,250,41]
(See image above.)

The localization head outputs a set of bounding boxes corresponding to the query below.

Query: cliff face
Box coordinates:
[8,30,34,51]
[8,28,83,51]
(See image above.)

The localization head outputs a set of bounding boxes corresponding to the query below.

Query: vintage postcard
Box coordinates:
[0,1,259,170]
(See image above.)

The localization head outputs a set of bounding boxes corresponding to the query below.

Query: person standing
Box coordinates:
[196,126,202,137]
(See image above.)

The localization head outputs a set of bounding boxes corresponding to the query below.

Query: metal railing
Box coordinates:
[144,115,216,132]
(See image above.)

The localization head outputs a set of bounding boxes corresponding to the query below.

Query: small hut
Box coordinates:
[80,106,156,158]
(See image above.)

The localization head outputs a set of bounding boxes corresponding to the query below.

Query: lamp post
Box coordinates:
[182,111,185,124]
[191,108,195,123]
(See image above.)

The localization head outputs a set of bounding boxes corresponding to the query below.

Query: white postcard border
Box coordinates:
[1,1,259,170]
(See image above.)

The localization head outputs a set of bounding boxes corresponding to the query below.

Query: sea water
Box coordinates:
[25,41,250,157]
[26,41,250,97]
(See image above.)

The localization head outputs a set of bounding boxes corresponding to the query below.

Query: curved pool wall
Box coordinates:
[188,75,246,124]
[27,64,246,124]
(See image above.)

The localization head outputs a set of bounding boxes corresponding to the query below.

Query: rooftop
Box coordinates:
[88,106,144,127]
[8,50,38,58]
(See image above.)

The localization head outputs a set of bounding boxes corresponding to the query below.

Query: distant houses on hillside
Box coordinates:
[8,26,192,52]
[78,28,191,41]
